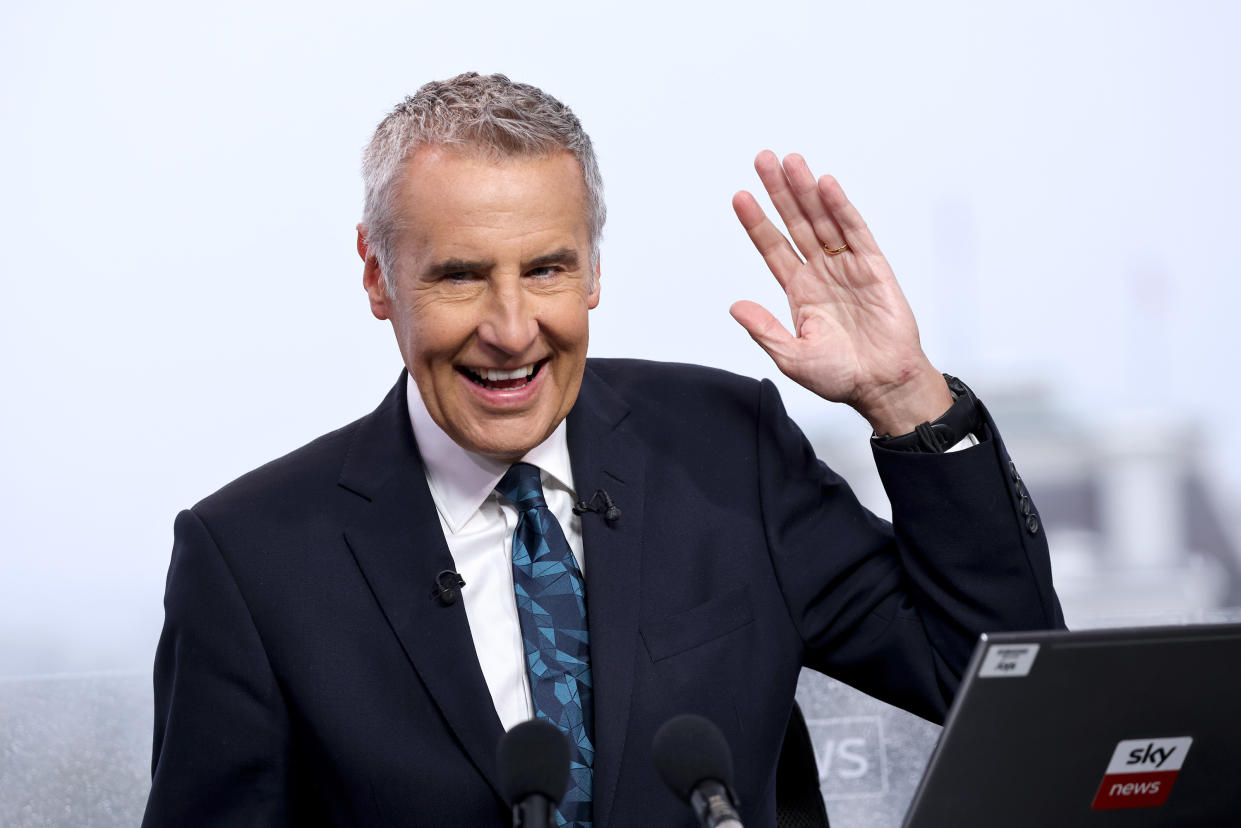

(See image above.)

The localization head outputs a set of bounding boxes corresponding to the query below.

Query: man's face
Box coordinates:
[363,147,600,461]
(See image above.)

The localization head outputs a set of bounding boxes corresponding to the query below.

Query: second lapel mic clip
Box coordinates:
[431,569,466,606]
[573,488,622,524]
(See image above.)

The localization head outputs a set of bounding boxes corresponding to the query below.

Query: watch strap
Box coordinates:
[871,374,982,453]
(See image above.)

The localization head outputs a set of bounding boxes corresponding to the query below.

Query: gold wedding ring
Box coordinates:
[823,243,849,255]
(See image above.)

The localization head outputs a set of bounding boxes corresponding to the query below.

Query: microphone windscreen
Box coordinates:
[497,719,571,805]
[651,714,735,801]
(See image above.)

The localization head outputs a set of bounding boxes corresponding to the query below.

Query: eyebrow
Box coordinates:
[426,257,490,279]
[525,248,580,271]
[424,248,581,278]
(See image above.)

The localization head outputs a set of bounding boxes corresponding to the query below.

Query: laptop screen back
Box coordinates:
[902,623,1241,826]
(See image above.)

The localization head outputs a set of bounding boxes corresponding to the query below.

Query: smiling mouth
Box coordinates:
[459,360,545,390]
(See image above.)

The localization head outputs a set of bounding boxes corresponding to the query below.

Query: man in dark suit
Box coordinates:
[144,73,1062,827]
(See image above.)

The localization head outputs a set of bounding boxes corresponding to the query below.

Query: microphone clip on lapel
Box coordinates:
[431,569,466,606]
[572,488,621,524]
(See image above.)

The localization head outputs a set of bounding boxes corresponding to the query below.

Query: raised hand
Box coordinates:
[731,151,952,436]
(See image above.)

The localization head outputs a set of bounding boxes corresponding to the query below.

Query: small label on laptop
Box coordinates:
[1091,737,1193,810]
[977,643,1039,677]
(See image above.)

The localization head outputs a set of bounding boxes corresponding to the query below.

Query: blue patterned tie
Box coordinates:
[496,463,594,827]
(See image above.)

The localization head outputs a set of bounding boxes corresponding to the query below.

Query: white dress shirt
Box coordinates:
[405,373,585,732]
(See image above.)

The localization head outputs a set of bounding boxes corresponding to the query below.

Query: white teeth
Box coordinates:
[478,365,535,381]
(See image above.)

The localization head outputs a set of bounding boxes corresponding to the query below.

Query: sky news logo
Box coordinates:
[1091,737,1193,810]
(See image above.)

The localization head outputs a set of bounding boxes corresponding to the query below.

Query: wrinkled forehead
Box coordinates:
[388,147,592,258]
[395,144,589,218]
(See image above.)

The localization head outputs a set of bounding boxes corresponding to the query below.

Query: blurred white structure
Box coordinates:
[808,382,1241,629]
[987,387,1241,626]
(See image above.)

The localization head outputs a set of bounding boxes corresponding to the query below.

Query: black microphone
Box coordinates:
[572,488,621,523]
[431,570,465,606]
[497,719,570,828]
[652,714,744,828]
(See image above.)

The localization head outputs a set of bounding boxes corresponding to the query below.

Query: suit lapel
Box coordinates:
[336,368,648,820]
[338,375,506,800]
[568,365,647,828]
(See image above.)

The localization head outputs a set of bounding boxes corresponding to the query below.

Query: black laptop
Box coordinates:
[902,623,1241,826]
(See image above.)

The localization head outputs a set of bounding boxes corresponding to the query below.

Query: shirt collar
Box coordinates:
[405,372,577,534]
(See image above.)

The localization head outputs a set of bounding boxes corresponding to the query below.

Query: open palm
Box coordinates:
[731,151,950,435]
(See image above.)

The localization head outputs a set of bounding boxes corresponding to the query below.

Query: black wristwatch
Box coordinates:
[871,374,982,453]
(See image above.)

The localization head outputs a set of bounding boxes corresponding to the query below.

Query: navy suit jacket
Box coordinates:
[144,359,1062,827]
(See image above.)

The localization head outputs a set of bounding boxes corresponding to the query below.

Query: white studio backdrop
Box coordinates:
[2,0,1239,675]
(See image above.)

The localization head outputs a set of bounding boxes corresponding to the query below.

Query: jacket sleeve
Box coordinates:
[755,378,1064,722]
[143,508,291,827]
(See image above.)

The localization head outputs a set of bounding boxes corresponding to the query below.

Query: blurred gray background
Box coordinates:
[3,0,1239,825]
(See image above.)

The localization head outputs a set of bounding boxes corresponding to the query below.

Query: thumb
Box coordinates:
[730,300,796,368]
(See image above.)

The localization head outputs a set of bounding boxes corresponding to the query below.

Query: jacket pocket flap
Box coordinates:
[641,587,754,662]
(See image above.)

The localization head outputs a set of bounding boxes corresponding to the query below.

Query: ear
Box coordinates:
[586,258,601,310]
[358,223,390,321]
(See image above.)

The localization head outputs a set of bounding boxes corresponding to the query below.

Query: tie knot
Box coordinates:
[496,462,547,511]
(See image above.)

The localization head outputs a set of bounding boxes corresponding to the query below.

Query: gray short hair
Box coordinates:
[361,72,605,293]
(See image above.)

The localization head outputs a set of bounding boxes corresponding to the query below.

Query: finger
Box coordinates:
[729,300,798,370]
[753,150,823,261]
[732,190,803,289]
[817,174,881,256]
[780,154,848,254]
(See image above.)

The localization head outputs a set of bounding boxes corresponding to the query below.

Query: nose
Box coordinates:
[476,277,538,356]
